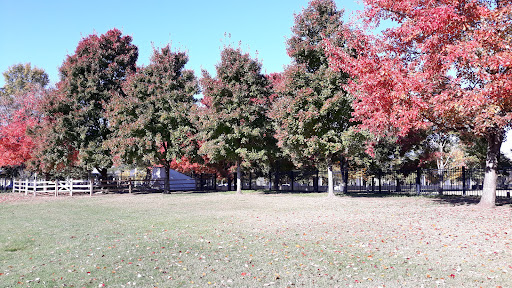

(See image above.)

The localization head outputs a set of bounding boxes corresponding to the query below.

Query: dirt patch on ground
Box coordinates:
[0,192,92,204]
[0,193,33,203]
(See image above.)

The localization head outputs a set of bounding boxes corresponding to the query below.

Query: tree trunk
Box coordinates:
[164,165,170,193]
[274,162,280,191]
[99,168,108,182]
[98,168,108,192]
[479,130,504,208]
[340,156,348,194]
[327,160,335,197]
[236,160,242,195]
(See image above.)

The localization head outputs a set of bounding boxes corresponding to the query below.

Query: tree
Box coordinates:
[107,45,199,192]
[1,63,49,123]
[0,88,42,168]
[424,131,463,170]
[326,0,512,207]
[35,29,138,180]
[1,63,49,99]
[269,0,353,197]
[0,64,48,170]
[199,47,274,195]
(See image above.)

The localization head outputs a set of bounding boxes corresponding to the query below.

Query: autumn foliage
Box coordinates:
[198,47,275,194]
[33,29,138,179]
[0,89,41,167]
[269,0,353,196]
[107,45,200,190]
[0,63,48,169]
[326,0,512,206]
[3,1,511,207]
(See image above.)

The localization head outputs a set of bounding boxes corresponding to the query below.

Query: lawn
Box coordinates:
[1,191,511,287]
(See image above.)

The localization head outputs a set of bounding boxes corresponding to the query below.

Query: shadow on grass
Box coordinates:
[263,190,325,195]
[111,189,512,206]
[336,191,512,206]
[131,189,266,195]
[340,192,416,198]
[430,195,512,206]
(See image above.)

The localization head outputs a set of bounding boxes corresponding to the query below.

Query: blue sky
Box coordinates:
[0,0,364,87]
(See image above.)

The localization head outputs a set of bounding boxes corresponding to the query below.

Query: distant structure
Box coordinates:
[151,168,196,191]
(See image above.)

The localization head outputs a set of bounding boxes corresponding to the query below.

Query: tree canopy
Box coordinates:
[269,0,353,196]
[33,29,138,179]
[3,1,511,207]
[326,0,512,207]
[0,64,48,169]
[199,47,275,194]
[107,45,199,191]
[1,63,49,98]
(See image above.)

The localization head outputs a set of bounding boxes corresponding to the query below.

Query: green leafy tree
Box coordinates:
[34,29,138,180]
[269,0,353,197]
[199,47,275,195]
[1,63,49,122]
[1,63,49,99]
[107,45,199,192]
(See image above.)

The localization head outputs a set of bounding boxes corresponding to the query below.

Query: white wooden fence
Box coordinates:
[12,179,93,196]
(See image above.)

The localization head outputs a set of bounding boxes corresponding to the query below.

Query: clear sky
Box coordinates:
[0,0,364,87]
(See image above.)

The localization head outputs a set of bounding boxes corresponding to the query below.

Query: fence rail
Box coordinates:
[339,167,512,198]
[267,167,512,198]
[9,168,512,199]
[13,179,93,196]
[11,173,218,197]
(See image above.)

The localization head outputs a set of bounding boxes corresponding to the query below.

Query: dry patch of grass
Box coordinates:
[0,192,511,287]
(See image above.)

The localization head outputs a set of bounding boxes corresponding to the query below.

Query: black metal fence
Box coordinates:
[265,167,512,198]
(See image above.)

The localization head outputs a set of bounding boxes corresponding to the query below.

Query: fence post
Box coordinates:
[129,178,132,194]
[55,181,58,197]
[462,166,466,196]
[33,178,36,196]
[249,172,252,190]
[343,169,349,194]
[290,171,294,192]
[438,170,444,196]
[25,179,29,196]
[275,169,280,191]
[90,179,93,196]
[396,173,401,193]
[416,168,421,195]
[378,171,382,193]
[70,180,73,196]
[314,170,319,192]
[12,178,15,193]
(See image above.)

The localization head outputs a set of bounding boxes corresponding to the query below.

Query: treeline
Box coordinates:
[1,0,511,206]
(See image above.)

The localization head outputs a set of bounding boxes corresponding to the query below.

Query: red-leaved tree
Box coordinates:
[326,0,512,207]
[0,86,43,168]
[35,29,138,180]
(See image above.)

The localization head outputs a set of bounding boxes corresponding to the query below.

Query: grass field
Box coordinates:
[1,191,511,287]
